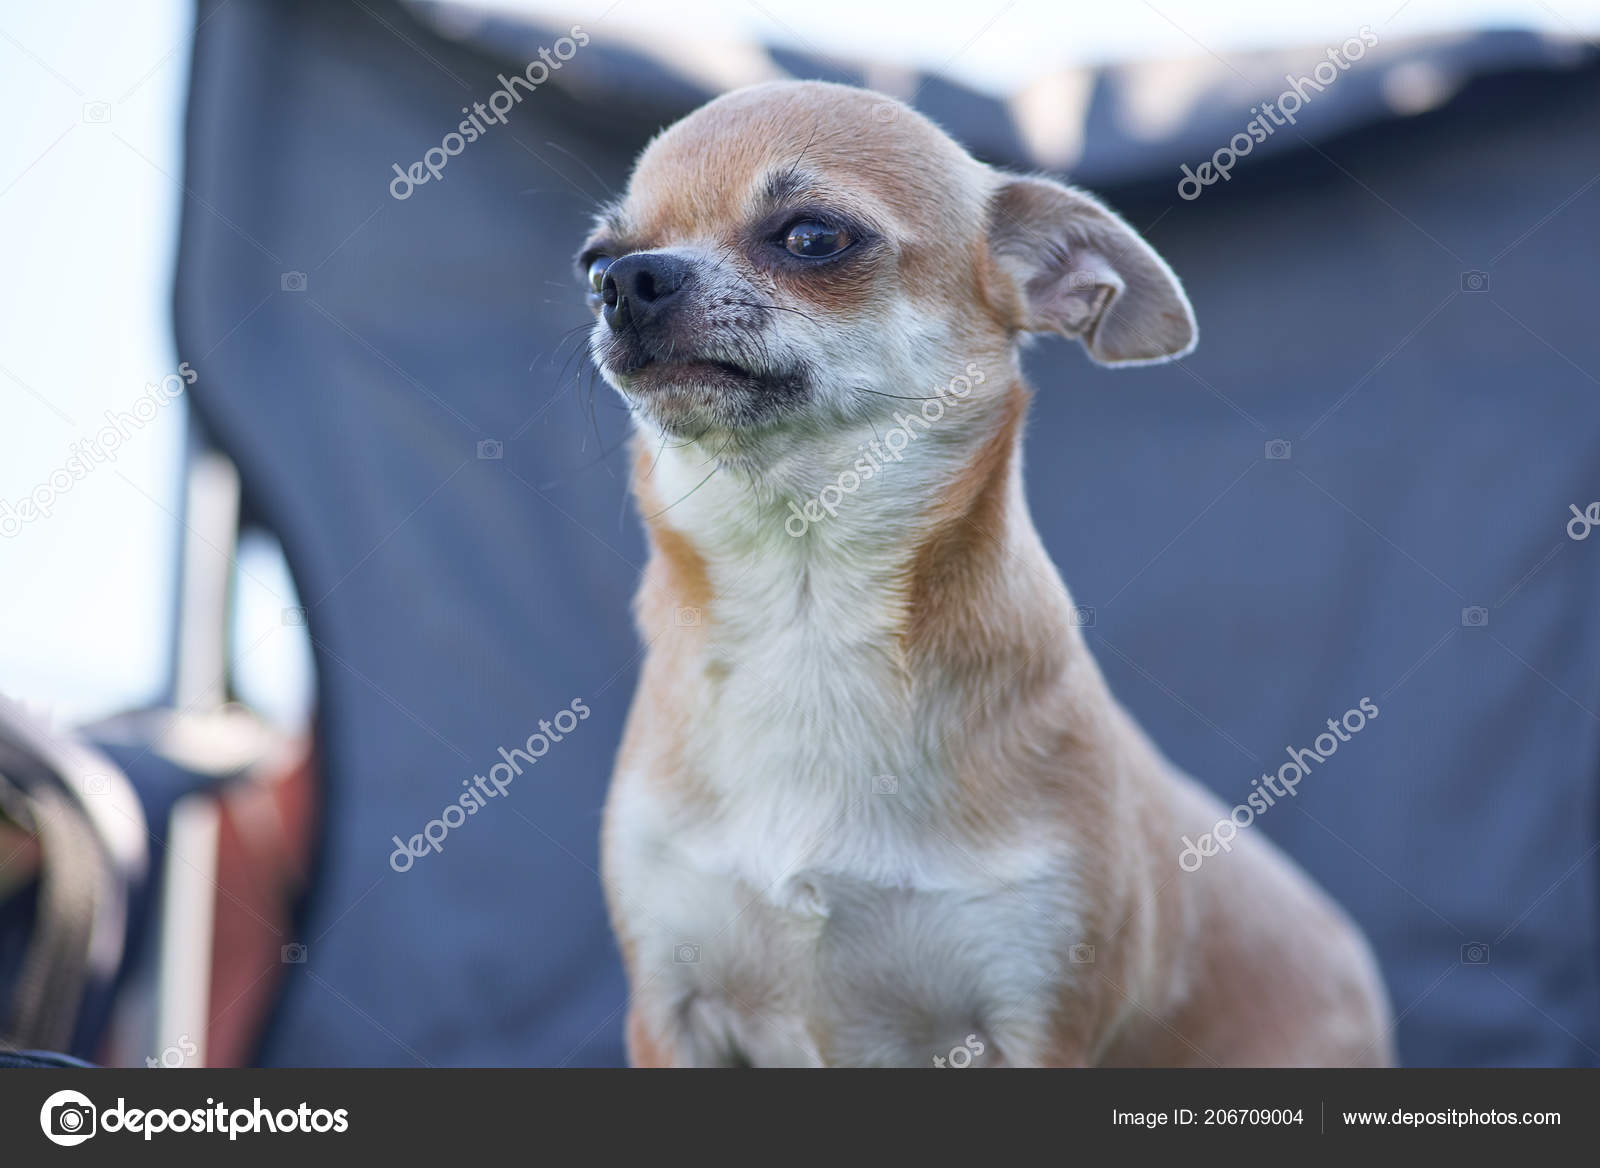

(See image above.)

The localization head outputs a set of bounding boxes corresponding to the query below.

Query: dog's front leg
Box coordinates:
[625,1007,678,1068]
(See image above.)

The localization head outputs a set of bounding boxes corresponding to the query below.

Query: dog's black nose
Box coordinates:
[602,253,690,332]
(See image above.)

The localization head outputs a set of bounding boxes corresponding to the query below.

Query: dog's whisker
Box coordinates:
[724,299,822,326]
[856,387,948,402]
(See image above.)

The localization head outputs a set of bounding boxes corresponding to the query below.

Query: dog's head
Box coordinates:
[578,80,1195,447]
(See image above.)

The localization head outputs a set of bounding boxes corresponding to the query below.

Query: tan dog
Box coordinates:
[579,80,1393,1067]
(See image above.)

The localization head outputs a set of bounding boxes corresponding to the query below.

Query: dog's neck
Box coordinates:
[629,375,1082,692]
[622,369,1131,855]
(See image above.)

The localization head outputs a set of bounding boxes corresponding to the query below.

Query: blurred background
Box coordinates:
[1,0,1597,1067]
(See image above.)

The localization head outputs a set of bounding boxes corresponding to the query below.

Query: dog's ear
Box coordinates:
[987,175,1196,365]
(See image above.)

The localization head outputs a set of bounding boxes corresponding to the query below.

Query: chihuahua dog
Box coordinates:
[579,81,1393,1067]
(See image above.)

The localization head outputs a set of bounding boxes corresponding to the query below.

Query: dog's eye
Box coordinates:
[783,221,851,258]
[586,255,613,294]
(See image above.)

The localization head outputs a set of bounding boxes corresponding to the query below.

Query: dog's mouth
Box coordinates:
[597,336,811,433]
[615,354,770,395]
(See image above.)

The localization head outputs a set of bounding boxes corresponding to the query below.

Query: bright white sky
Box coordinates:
[0,1,194,724]
[482,0,1600,90]
[0,0,311,728]
[0,0,1595,726]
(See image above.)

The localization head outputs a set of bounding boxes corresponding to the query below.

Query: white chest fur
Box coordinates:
[606,436,1081,1067]
[607,770,1076,1067]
